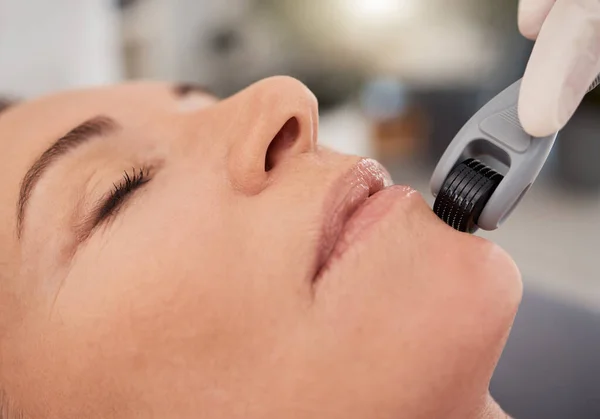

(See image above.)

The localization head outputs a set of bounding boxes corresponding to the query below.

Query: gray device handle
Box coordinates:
[431,73,600,231]
[430,79,556,231]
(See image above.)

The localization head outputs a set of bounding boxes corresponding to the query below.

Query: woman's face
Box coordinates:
[0,77,520,419]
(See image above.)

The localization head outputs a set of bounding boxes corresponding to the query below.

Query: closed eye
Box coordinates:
[75,167,151,243]
[94,167,151,225]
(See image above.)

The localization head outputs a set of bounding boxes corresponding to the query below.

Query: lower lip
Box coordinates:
[314,185,418,280]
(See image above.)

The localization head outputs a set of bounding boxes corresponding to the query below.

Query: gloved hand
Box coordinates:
[518,0,600,137]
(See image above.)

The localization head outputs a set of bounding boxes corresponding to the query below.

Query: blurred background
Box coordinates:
[1,0,599,417]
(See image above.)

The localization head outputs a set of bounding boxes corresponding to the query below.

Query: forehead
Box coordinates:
[1,81,174,142]
[0,82,176,260]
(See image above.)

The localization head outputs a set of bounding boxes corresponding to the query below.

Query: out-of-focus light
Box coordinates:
[344,0,416,22]
[360,78,408,120]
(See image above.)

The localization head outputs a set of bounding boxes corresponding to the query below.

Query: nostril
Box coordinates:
[265,117,300,172]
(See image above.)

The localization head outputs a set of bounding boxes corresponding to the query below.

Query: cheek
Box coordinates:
[27,180,382,415]
[51,193,290,349]
[306,201,521,405]
[12,178,320,415]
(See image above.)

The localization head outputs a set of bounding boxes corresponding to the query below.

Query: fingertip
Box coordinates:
[517,0,555,40]
[520,28,540,41]
[518,17,541,41]
[518,112,559,138]
[518,93,561,137]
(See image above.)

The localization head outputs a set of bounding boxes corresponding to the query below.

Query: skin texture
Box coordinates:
[0,76,520,419]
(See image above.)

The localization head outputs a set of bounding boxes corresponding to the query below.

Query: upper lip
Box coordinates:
[313,159,392,279]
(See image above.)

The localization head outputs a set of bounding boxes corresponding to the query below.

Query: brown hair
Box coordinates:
[1,96,22,418]
[1,95,24,418]
[0,97,17,116]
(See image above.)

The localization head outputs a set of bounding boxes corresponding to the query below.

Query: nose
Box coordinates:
[223,76,319,194]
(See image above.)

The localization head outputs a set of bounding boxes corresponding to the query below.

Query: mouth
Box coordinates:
[313,158,395,282]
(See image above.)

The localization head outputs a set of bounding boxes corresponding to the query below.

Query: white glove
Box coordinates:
[518,0,600,137]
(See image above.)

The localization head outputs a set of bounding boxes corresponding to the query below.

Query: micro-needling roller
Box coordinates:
[430,74,600,234]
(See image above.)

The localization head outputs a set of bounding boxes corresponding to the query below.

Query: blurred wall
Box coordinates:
[0,0,122,97]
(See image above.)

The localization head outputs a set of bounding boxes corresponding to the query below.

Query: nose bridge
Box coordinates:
[174,76,319,194]
[224,76,319,194]
[174,91,244,160]
[226,76,319,146]
[179,76,317,148]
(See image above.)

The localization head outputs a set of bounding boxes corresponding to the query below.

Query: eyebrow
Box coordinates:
[16,116,118,237]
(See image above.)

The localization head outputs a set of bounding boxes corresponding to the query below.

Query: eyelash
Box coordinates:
[95,167,151,225]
